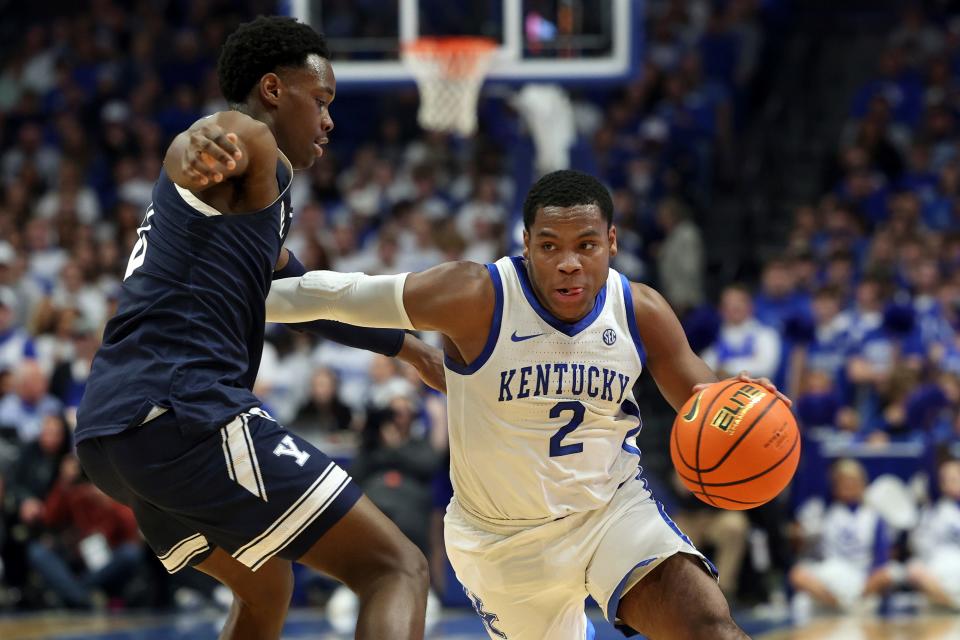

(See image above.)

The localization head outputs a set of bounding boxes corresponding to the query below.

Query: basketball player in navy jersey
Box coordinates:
[267,171,791,639]
[75,17,436,640]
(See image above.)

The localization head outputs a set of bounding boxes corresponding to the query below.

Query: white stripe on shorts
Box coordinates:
[220,414,268,502]
[232,462,352,571]
[158,533,210,573]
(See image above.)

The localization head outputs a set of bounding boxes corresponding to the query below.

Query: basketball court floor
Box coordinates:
[1,609,959,640]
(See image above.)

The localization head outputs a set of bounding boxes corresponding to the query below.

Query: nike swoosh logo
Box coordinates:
[682,391,705,422]
[511,331,544,342]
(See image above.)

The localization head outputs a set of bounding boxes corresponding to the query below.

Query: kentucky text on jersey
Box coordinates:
[497,363,632,404]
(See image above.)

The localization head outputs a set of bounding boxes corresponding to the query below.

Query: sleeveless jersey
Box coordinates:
[444,256,646,527]
[818,502,887,570]
[76,156,294,442]
[913,498,960,560]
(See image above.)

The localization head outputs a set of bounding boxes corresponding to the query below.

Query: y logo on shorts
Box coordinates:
[464,588,508,639]
[273,436,311,467]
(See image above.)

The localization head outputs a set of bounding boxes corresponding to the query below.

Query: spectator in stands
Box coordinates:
[797,286,852,384]
[753,257,811,332]
[702,284,782,379]
[0,286,36,375]
[364,354,416,412]
[669,471,749,600]
[794,370,844,431]
[27,455,142,609]
[48,316,99,425]
[789,459,895,619]
[0,359,62,445]
[907,458,960,610]
[292,367,354,434]
[0,412,69,593]
[845,275,888,345]
[352,395,441,555]
[654,197,705,316]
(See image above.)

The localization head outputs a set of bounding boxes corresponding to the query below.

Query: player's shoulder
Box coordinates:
[430,259,491,284]
[623,280,672,319]
[407,260,492,303]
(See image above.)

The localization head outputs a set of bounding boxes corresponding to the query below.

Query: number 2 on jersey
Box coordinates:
[549,401,585,457]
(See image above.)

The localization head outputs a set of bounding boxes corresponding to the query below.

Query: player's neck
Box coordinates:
[231,103,277,138]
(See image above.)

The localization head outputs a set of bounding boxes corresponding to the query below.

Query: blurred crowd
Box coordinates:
[2,0,959,624]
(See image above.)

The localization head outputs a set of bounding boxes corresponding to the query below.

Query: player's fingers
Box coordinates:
[194,151,226,182]
[183,166,209,186]
[214,131,242,162]
[226,133,243,159]
[736,371,793,406]
[199,138,235,171]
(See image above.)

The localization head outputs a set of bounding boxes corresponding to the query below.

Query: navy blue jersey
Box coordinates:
[76,157,294,442]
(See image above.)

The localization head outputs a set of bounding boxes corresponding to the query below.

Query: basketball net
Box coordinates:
[402,37,497,137]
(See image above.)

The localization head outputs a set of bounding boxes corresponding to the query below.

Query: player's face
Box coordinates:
[274,54,335,170]
[522,204,617,323]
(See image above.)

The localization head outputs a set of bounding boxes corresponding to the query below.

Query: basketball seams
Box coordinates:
[693,379,742,507]
[675,429,801,488]
[672,380,740,473]
[698,394,780,473]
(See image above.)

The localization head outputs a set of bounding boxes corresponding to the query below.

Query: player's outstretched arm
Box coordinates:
[630,282,718,411]
[266,261,493,341]
[163,111,278,198]
[271,249,445,392]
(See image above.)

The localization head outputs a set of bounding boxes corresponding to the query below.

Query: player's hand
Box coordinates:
[693,371,792,407]
[179,123,243,188]
[396,333,446,394]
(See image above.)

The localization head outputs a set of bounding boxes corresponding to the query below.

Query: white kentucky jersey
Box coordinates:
[444,256,646,528]
[912,498,960,560]
[819,502,888,571]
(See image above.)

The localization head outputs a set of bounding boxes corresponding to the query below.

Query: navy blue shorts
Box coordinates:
[77,408,362,573]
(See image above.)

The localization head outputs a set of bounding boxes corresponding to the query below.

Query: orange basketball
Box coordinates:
[670,380,801,510]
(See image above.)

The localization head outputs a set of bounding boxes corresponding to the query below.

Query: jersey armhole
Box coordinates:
[444,263,504,375]
[620,273,647,366]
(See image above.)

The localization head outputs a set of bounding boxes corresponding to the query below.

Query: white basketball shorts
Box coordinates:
[444,475,717,639]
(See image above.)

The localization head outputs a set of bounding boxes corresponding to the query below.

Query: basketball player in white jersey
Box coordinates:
[266,170,787,638]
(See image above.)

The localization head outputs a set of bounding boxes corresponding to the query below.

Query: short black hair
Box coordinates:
[522,170,614,230]
[218,16,330,105]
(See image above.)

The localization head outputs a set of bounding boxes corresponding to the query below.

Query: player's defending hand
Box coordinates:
[693,371,792,407]
[174,123,244,189]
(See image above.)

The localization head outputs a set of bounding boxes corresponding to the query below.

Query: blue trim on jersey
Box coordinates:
[586,616,596,640]
[509,256,607,337]
[621,399,642,456]
[444,263,504,375]
[605,555,659,623]
[619,274,647,365]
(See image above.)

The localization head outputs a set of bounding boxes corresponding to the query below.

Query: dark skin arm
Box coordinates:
[163,111,279,214]
[401,261,495,367]
[631,282,792,409]
[167,118,447,392]
[632,282,718,411]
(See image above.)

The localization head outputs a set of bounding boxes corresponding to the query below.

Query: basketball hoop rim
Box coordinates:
[402,36,498,57]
